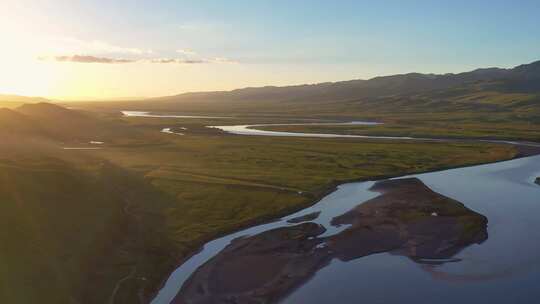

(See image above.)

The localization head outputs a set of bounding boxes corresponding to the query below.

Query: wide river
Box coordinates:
[122,112,540,304]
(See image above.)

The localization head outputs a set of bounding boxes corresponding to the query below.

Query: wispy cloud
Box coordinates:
[35,37,155,64]
[51,55,135,64]
[39,54,236,65]
[176,49,197,56]
[211,57,238,64]
[149,57,237,64]
[149,58,207,64]
[38,38,237,65]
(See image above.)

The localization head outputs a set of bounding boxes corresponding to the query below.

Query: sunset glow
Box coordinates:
[2,0,539,99]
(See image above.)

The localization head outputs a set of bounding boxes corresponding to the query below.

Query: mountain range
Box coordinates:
[1,60,538,119]
[71,60,540,118]
[151,60,540,103]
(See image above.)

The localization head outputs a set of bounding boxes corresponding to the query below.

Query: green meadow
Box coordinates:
[0,104,524,303]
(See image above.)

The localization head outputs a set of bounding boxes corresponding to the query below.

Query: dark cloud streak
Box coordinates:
[150,58,207,64]
[54,55,135,64]
[39,54,236,65]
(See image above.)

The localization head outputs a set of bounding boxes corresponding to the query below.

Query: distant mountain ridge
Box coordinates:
[7,60,540,118]
[70,60,538,118]
[147,60,540,105]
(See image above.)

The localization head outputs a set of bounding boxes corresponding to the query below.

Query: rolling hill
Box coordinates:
[0,102,143,144]
[0,94,49,109]
[0,108,43,136]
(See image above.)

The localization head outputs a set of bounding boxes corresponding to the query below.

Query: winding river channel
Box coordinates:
[122,111,540,304]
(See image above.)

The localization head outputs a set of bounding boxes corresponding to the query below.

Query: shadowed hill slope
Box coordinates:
[0,103,145,143]
[0,108,44,136]
[0,157,178,304]
[0,103,180,303]
[0,94,49,109]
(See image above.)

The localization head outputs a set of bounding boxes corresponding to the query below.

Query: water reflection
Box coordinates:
[173,178,488,303]
[284,155,540,304]
[153,155,540,304]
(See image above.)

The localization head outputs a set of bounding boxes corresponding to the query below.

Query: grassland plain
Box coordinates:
[78,91,540,143]
[0,106,524,304]
[257,117,540,142]
[98,116,520,300]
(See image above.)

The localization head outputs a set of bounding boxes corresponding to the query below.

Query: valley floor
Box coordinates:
[1,108,533,304]
[99,116,524,303]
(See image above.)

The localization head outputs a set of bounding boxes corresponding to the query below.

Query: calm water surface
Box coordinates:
[284,155,540,304]
[152,155,540,304]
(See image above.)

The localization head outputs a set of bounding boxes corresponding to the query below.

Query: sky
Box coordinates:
[1,0,539,100]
